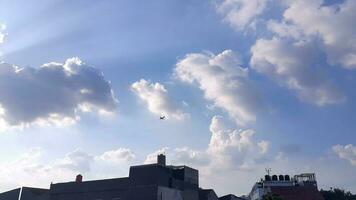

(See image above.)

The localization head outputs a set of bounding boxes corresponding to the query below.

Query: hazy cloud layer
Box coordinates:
[0,58,117,129]
[1,145,355,195]
[56,149,94,172]
[0,147,135,191]
[97,148,135,163]
[131,79,188,120]
[333,144,356,166]
[175,50,259,126]
[0,148,89,190]
[144,147,209,167]
[250,38,345,106]
[216,0,268,31]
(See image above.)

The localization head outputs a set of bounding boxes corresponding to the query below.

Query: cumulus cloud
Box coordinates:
[216,0,269,31]
[0,57,117,130]
[275,0,356,69]
[145,116,269,171]
[250,37,345,106]
[207,115,269,170]
[97,148,135,163]
[131,79,188,120]
[215,0,350,106]
[175,50,259,126]
[333,144,356,166]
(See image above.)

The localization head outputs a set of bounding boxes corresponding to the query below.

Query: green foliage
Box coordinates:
[262,193,283,200]
[320,188,356,200]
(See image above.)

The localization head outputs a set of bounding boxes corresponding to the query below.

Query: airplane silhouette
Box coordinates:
[160,116,166,120]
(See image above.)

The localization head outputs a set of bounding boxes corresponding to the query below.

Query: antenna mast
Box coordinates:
[265,167,272,176]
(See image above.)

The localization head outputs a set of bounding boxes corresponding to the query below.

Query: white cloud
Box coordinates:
[0,23,5,58]
[250,37,345,106]
[267,20,303,40]
[144,147,209,166]
[277,0,356,69]
[144,147,169,164]
[55,149,94,172]
[131,79,188,120]
[216,0,269,31]
[97,148,135,163]
[0,58,118,130]
[257,140,269,154]
[0,23,5,44]
[175,50,259,126]
[144,116,269,172]
[0,147,135,191]
[207,115,269,170]
[144,147,210,168]
[0,148,81,190]
[333,144,356,166]
[171,147,210,166]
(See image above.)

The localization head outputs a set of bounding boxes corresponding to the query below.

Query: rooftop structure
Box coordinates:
[49,154,203,200]
[249,173,324,200]
[0,154,228,200]
[0,156,325,200]
[219,194,246,200]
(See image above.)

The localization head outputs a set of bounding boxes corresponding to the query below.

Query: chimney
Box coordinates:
[75,174,83,183]
[157,154,166,166]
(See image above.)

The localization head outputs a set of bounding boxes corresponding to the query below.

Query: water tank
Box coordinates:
[157,154,166,166]
[279,175,285,181]
[272,175,278,181]
[265,175,271,181]
[285,175,290,181]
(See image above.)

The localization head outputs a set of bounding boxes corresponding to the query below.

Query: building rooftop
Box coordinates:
[0,187,49,200]
[270,186,324,200]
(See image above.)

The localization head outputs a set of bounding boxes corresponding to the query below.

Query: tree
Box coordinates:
[320,188,356,200]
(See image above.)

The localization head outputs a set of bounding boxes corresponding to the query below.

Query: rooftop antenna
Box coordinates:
[265,167,272,176]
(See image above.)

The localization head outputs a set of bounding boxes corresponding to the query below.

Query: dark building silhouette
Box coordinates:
[0,155,323,200]
[0,154,233,200]
[0,187,49,200]
[199,189,218,200]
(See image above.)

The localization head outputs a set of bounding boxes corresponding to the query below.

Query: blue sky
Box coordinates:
[0,0,355,196]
